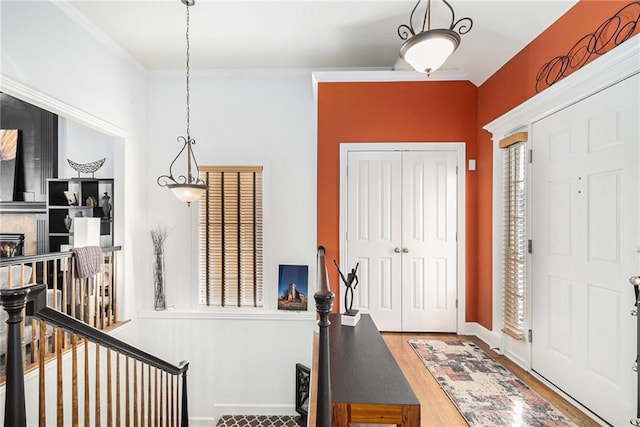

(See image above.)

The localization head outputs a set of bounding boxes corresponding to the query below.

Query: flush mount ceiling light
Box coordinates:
[157,0,207,206]
[397,0,473,75]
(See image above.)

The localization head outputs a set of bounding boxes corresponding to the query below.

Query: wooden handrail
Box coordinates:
[25,284,188,376]
[0,246,122,267]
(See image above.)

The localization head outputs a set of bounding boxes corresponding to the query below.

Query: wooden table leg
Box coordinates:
[402,405,420,427]
[332,403,349,427]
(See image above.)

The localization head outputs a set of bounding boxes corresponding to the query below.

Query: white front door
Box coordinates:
[531,74,639,425]
[345,149,458,332]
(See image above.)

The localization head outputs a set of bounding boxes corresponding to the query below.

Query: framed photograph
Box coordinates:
[0,129,18,202]
[278,264,309,311]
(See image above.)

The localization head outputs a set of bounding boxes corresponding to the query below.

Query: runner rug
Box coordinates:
[409,339,577,426]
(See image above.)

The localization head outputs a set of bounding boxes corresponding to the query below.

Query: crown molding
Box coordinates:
[311,67,469,101]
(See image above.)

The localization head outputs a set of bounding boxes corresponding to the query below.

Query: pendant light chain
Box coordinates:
[156,0,207,205]
[185,2,191,141]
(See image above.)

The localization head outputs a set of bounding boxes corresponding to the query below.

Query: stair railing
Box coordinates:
[0,246,123,383]
[0,283,189,427]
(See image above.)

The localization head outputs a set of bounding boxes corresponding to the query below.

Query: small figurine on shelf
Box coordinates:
[63,191,79,206]
[101,192,111,218]
[86,196,97,207]
[63,215,72,231]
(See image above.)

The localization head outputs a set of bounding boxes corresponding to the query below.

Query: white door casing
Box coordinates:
[340,144,463,333]
[531,74,639,425]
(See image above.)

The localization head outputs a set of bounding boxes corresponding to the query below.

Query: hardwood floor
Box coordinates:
[382,333,602,427]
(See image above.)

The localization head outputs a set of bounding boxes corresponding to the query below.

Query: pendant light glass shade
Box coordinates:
[397,0,472,75]
[400,29,460,74]
[168,183,207,203]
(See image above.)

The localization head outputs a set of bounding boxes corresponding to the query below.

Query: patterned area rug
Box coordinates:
[216,415,303,427]
[409,340,577,427]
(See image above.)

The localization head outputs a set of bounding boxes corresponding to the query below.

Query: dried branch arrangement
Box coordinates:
[150,225,169,254]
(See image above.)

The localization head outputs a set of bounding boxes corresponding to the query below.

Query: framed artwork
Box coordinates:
[278,264,309,311]
[0,129,18,202]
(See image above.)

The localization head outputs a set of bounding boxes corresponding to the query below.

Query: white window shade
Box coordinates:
[502,138,527,340]
[199,167,263,307]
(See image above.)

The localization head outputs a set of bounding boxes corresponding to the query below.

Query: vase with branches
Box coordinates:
[151,225,169,310]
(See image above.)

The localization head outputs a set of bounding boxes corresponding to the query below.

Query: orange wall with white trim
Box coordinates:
[318,0,640,329]
[317,81,478,319]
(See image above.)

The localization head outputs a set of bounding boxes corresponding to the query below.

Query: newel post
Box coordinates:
[179,360,190,427]
[314,246,334,427]
[0,287,34,427]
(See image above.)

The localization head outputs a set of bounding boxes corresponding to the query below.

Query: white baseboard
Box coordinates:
[212,403,298,423]
[461,322,502,350]
[188,418,217,427]
[530,371,607,426]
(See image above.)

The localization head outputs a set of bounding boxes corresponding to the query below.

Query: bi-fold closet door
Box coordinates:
[345,149,457,332]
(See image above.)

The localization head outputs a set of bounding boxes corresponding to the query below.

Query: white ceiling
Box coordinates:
[67,0,578,86]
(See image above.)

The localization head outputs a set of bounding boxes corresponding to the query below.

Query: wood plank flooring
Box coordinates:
[382,333,602,427]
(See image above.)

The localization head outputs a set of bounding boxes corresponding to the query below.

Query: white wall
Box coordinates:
[141,69,318,423]
[2,1,319,423]
[58,118,116,179]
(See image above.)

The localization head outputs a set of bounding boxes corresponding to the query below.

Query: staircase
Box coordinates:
[0,283,189,426]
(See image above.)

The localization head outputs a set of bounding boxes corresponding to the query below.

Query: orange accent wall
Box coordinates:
[317,0,640,329]
[317,81,478,316]
[474,0,640,329]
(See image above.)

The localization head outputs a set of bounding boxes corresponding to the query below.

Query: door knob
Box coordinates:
[394,247,401,253]
[402,247,409,253]
[629,276,640,286]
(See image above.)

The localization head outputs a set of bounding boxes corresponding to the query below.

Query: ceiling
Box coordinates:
[67,0,578,86]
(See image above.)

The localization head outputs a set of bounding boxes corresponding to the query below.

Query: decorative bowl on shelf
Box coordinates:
[67,158,106,178]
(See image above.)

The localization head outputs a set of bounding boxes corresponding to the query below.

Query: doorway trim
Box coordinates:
[339,142,466,333]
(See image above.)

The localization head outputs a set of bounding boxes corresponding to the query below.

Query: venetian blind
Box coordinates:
[198,166,263,307]
[501,134,527,340]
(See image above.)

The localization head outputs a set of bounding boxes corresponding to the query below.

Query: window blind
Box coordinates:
[199,166,263,307]
[502,140,527,340]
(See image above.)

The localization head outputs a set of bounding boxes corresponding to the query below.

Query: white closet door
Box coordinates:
[401,151,458,332]
[346,151,403,331]
[531,74,639,425]
[346,149,458,332]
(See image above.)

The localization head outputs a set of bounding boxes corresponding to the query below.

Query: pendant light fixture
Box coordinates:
[397,0,473,75]
[157,0,207,206]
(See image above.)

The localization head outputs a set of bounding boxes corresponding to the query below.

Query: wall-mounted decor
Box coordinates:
[0,129,18,201]
[278,264,309,311]
[536,1,640,93]
[0,93,58,206]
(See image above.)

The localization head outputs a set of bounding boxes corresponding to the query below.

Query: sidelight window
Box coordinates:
[501,134,527,340]
[198,166,263,307]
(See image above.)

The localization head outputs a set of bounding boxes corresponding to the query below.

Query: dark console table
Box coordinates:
[328,313,420,426]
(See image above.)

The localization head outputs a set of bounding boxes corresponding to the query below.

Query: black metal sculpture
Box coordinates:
[334,260,359,315]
